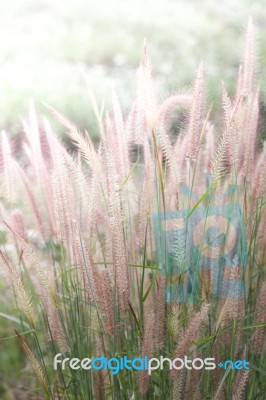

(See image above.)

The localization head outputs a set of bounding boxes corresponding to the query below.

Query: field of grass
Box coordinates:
[0,3,266,400]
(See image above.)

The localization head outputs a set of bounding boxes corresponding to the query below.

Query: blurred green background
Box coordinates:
[0,0,266,138]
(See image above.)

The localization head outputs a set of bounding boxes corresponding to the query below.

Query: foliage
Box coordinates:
[0,18,266,400]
